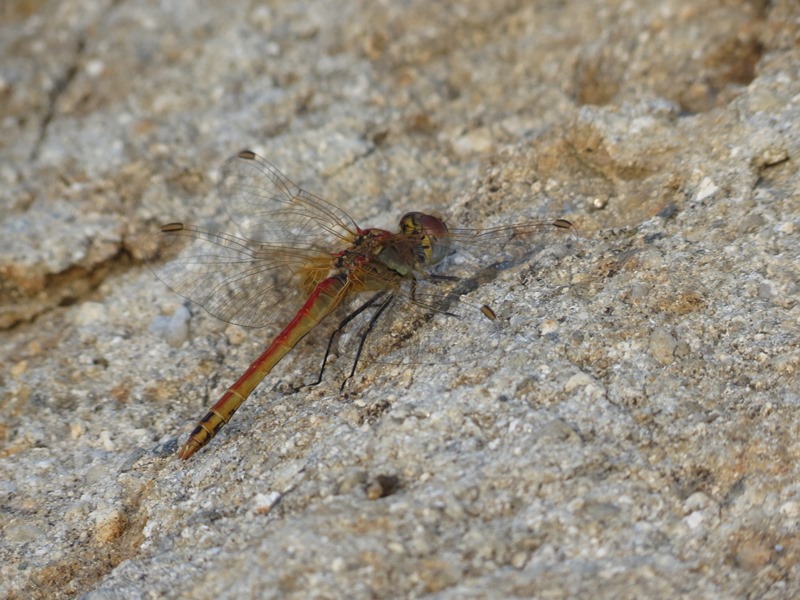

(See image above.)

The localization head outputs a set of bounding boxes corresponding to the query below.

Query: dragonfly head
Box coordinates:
[399,212,451,266]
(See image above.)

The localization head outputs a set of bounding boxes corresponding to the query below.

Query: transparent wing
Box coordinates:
[220,150,360,249]
[150,224,331,328]
[149,150,366,329]
[443,218,577,277]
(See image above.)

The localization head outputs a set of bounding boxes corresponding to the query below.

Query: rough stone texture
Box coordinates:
[1,0,799,598]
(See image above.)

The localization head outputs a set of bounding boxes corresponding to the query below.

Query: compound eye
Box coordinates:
[399,212,451,266]
[417,213,448,239]
[400,212,448,237]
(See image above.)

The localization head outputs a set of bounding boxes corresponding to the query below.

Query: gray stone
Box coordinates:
[2,1,799,598]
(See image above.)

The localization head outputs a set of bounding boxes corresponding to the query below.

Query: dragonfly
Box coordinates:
[151,149,575,460]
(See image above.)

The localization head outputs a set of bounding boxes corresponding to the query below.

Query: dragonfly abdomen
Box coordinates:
[177,275,349,459]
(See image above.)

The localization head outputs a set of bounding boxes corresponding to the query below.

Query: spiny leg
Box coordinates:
[341,293,396,391]
[314,291,387,386]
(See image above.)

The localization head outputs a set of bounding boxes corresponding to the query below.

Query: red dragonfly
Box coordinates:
[152,150,574,459]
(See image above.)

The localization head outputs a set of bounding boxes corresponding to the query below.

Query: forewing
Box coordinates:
[220,150,360,250]
[443,219,576,277]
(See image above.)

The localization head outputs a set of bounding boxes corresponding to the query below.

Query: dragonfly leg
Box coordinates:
[341,293,395,391]
[314,291,387,386]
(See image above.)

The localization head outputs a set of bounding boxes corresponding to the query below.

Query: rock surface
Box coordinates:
[1,0,798,598]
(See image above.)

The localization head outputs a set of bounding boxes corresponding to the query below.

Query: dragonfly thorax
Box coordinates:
[330,228,408,290]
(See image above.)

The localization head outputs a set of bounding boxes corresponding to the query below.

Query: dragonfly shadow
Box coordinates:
[318,234,576,392]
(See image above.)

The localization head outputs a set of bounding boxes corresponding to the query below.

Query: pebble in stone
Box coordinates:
[148,305,191,348]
